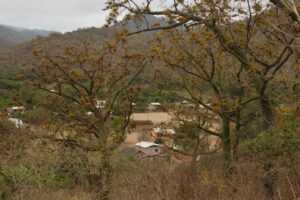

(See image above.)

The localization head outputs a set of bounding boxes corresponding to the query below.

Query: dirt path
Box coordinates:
[124,132,140,146]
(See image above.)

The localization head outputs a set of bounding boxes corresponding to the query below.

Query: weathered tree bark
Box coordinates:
[222,114,232,174]
[260,95,273,130]
[262,169,276,199]
[190,134,200,181]
[98,149,113,200]
[233,111,241,162]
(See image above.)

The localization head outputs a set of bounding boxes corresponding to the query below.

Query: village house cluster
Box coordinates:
[3,100,219,159]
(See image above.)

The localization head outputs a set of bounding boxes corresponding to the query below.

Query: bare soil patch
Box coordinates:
[131,112,172,124]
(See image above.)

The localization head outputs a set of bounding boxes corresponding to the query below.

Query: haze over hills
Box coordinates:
[0,15,164,71]
[0,24,53,49]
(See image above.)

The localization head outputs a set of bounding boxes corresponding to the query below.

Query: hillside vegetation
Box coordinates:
[1,1,300,200]
[0,25,52,49]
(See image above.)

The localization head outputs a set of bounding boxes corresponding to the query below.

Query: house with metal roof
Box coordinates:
[135,141,163,158]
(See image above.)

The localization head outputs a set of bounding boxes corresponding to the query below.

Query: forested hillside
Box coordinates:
[0,15,168,109]
[0,15,162,69]
[1,1,300,200]
[0,25,52,49]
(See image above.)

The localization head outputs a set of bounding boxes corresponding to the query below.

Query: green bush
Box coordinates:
[248,113,300,168]
[48,171,72,187]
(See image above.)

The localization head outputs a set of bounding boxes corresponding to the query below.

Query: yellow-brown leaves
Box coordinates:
[202,31,214,38]
[253,3,263,13]
[199,170,209,183]
[237,8,247,15]
[276,105,292,115]
[14,74,25,80]
[188,30,198,41]
[211,101,222,113]
[176,16,186,23]
[33,47,46,59]
[69,70,83,80]
[115,29,129,42]
[174,52,185,63]
[253,43,279,58]
[143,6,151,13]
[162,9,172,18]
[106,42,118,53]
[250,63,258,73]
[294,62,300,71]
[224,38,235,47]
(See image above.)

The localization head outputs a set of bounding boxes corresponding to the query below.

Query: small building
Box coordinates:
[7,106,25,117]
[86,111,93,116]
[96,100,106,109]
[151,127,176,142]
[8,118,24,128]
[147,102,162,112]
[175,100,195,108]
[135,141,162,158]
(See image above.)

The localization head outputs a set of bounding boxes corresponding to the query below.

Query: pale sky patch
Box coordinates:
[0,0,108,32]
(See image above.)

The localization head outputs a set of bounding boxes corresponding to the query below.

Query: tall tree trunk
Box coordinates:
[233,111,241,162]
[222,114,232,174]
[98,149,113,200]
[260,95,273,130]
[189,151,199,184]
[190,131,201,178]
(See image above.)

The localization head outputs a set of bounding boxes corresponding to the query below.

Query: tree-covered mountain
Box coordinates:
[0,25,52,47]
[0,15,164,71]
[0,16,166,108]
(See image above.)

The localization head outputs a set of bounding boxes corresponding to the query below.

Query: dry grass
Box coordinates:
[1,117,300,200]
[2,149,300,200]
[111,155,300,200]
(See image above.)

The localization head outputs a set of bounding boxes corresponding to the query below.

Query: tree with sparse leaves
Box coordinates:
[25,37,150,199]
[105,0,299,172]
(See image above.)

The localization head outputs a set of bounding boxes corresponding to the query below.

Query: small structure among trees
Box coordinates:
[147,102,162,112]
[151,127,176,143]
[6,106,25,117]
[8,117,24,128]
[135,141,162,158]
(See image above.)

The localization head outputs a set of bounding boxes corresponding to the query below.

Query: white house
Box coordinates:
[7,106,25,117]
[151,127,176,143]
[135,141,163,158]
[96,100,106,109]
[8,118,24,128]
[153,127,176,135]
[148,102,162,112]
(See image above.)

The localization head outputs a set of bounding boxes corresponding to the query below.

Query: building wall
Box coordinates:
[136,146,162,157]
[148,105,162,112]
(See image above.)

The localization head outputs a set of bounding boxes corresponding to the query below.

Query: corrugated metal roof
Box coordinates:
[150,102,161,106]
[11,106,25,110]
[153,127,176,135]
[135,141,160,149]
